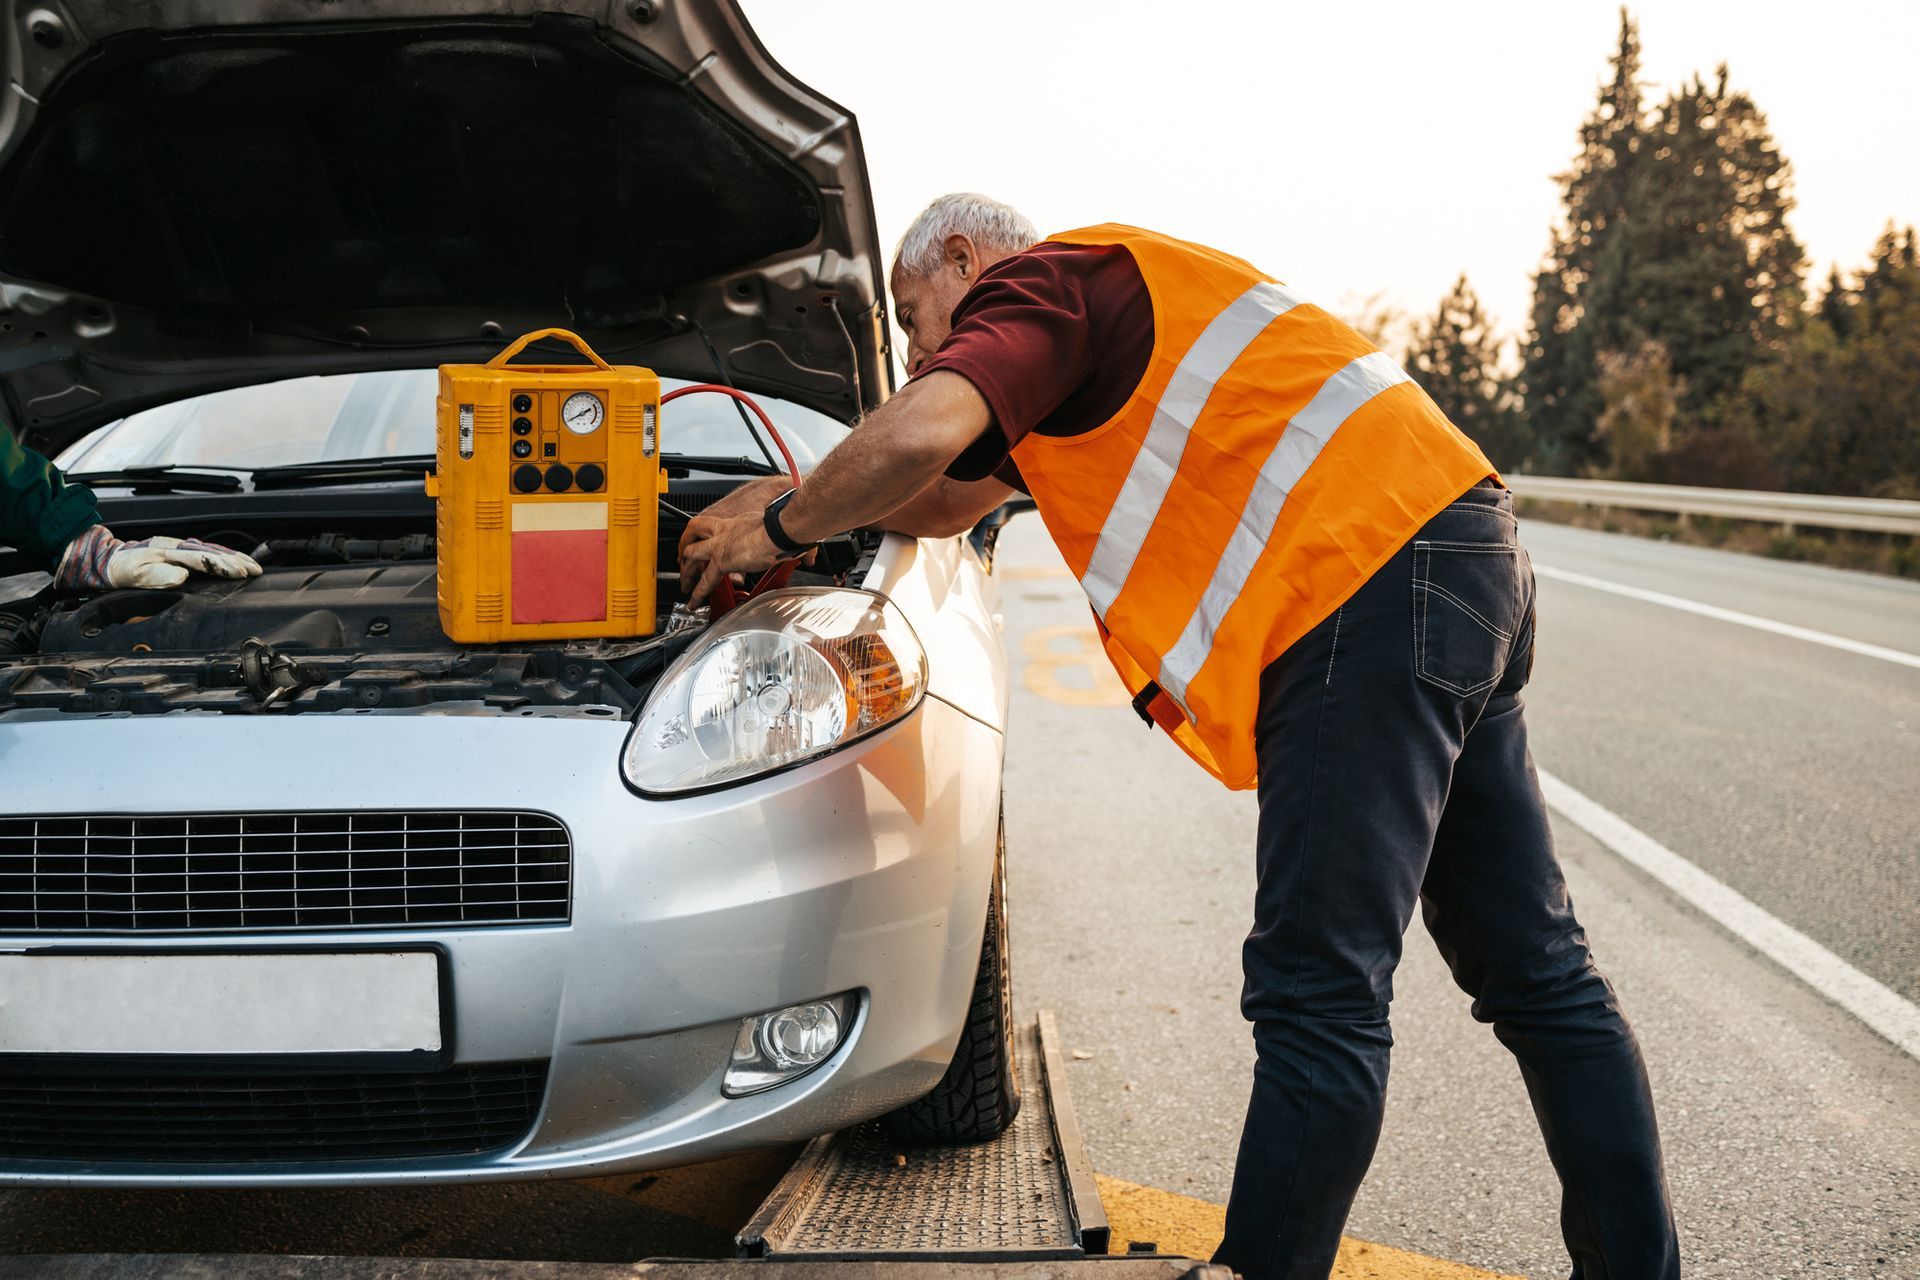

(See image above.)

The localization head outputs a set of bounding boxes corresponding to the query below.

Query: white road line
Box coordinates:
[1534,564,1920,671]
[1539,770,1920,1061]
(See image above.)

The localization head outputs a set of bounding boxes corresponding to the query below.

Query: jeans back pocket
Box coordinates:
[1413,540,1522,696]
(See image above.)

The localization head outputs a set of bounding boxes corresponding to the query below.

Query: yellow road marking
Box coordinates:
[1097,1175,1523,1280]
[1021,625,1131,707]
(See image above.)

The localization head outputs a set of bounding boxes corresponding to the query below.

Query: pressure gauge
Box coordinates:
[562,391,605,435]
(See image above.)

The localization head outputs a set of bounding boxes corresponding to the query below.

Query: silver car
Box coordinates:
[0,0,1018,1185]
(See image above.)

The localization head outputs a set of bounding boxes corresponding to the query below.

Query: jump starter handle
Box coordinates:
[485,327,616,370]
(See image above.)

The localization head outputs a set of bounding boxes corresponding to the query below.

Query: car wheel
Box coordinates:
[883,809,1020,1144]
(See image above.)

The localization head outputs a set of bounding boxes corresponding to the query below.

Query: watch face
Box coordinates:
[561,391,605,435]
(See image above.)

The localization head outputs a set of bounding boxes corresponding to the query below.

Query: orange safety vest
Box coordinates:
[1010,225,1495,789]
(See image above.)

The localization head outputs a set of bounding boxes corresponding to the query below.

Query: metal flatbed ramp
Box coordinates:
[740,1013,1105,1263]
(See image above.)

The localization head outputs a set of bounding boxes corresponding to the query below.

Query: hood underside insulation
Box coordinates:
[0,17,822,331]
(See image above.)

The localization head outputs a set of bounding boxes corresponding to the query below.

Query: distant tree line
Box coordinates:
[1405,9,1920,499]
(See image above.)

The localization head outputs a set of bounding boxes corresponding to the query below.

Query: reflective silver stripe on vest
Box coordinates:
[1080,280,1302,614]
[1158,350,1412,710]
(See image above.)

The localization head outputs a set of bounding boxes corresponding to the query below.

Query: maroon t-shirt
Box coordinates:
[917,241,1153,492]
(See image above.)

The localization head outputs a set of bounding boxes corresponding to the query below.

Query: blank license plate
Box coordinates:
[0,952,441,1056]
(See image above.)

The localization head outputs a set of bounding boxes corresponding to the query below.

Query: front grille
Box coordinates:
[0,1062,548,1163]
[0,811,571,933]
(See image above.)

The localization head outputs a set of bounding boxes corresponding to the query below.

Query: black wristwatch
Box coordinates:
[762,488,816,556]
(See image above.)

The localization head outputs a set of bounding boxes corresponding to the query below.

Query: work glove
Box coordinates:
[54,525,263,590]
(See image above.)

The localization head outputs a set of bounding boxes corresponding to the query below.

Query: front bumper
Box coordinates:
[0,697,1003,1185]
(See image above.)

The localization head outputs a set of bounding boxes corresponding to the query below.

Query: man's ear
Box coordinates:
[943,233,975,280]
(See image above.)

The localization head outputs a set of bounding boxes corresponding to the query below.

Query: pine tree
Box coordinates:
[1856,224,1917,325]
[1632,66,1802,416]
[1407,275,1528,469]
[1729,226,1920,497]
[1522,10,1802,477]
[1818,267,1855,342]
[1521,7,1644,472]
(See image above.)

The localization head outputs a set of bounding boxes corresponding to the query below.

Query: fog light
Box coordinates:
[723,994,854,1097]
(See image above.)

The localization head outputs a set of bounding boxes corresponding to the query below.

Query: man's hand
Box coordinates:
[55,525,263,590]
[678,511,781,607]
[676,474,787,571]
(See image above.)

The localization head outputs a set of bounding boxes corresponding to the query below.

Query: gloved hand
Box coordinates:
[54,524,262,590]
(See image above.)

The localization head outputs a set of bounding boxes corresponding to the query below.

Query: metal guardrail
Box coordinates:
[1506,475,1920,537]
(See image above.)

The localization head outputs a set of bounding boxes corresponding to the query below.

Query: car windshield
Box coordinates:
[54,369,850,475]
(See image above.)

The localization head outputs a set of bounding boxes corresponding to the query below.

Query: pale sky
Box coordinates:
[741,1,1920,355]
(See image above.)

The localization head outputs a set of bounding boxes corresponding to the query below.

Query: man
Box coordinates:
[680,194,1680,1280]
[3,431,260,588]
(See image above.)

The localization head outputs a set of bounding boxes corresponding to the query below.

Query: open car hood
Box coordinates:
[0,0,892,454]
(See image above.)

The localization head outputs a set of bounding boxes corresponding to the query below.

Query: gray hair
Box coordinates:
[893,193,1038,279]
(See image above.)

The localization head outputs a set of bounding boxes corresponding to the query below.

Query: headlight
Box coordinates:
[622,588,927,795]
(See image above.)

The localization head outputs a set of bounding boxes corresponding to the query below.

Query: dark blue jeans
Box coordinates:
[1212,482,1679,1280]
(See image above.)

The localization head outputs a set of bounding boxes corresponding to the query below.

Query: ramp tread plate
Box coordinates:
[757,1025,1073,1257]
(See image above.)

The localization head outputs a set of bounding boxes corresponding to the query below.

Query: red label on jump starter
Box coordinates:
[510,503,609,625]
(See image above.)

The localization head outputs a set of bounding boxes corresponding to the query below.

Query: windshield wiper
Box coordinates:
[73,458,438,494]
[246,452,784,489]
[67,466,245,494]
[249,456,436,490]
[661,453,784,477]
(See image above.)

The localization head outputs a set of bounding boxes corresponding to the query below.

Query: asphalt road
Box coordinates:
[1518,523,1920,1005]
[999,514,1920,1278]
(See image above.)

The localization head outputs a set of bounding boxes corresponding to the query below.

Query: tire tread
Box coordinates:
[882,827,1018,1144]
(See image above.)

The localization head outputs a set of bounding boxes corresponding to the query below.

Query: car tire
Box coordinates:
[882,811,1021,1144]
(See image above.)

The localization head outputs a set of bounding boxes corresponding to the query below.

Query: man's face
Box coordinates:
[890,234,991,375]
[890,265,969,376]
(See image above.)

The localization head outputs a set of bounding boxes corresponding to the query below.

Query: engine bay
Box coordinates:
[0,480,874,718]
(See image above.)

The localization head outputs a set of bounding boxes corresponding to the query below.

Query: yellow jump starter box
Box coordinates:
[427,328,664,643]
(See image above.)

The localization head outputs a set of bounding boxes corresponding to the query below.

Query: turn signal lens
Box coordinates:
[723,994,855,1097]
[827,631,915,726]
[622,589,927,795]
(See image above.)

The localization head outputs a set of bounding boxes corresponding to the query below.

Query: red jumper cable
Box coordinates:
[660,384,803,613]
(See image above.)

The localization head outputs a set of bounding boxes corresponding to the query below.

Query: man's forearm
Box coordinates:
[779,373,991,545]
[867,492,967,538]
[869,475,1017,538]
[783,438,947,545]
